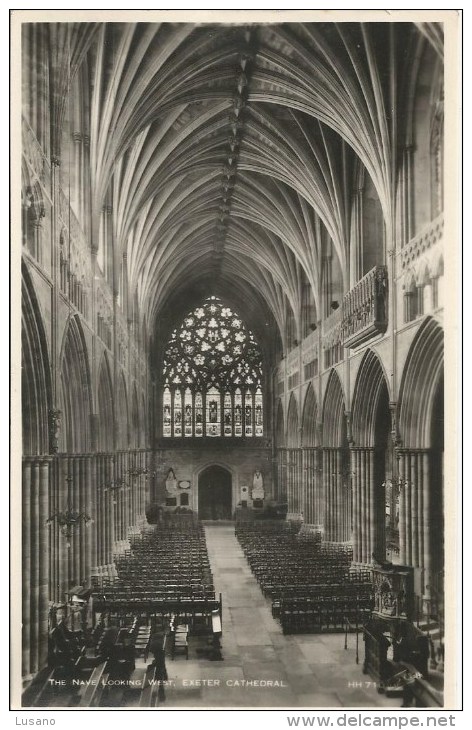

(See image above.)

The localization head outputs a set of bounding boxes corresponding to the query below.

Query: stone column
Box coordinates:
[97,455,104,566]
[30,460,40,675]
[398,450,407,564]
[368,448,375,562]
[85,456,93,585]
[79,456,87,584]
[107,456,115,564]
[72,456,81,586]
[22,460,32,678]
[410,453,419,567]
[422,450,432,604]
[351,450,361,562]
[322,449,331,539]
[72,132,82,219]
[404,453,412,565]
[360,450,367,562]
[124,451,130,537]
[38,459,50,668]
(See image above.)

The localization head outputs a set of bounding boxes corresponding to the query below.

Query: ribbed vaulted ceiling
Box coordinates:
[57,21,442,345]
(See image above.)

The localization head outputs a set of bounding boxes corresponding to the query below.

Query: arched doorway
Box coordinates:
[198,466,232,520]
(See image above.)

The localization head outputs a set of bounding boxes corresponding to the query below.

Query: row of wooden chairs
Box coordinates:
[235,521,371,635]
[279,602,372,634]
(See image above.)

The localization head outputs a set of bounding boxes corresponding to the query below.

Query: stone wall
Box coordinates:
[152,445,273,515]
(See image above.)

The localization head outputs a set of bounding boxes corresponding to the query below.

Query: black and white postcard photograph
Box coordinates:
[10,8,461,717]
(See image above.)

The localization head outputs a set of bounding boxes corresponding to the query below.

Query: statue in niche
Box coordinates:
[252,469,264,500]
[165,468,178,495]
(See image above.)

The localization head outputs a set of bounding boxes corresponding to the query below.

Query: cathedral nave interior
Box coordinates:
[17,15,452,709]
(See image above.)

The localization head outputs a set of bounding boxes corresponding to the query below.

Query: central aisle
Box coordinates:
[160,523,402,709]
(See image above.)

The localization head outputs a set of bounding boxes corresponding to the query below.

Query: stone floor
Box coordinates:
[157,523,403,710]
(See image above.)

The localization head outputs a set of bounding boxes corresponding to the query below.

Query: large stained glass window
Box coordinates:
[162,296,264,438]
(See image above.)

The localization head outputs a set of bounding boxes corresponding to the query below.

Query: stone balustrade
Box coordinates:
[399,214,444,271]
[341,265,388,349]
[322,307,343,368]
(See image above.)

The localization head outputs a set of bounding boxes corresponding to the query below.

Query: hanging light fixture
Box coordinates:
[101,474,130,503]
[127,465,149,479]
[46,506,93,549]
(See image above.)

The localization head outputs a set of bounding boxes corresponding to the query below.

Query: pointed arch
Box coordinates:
[351,350,391,447]
[97,352,114,452]
[322,370,346,447]
[301,383,318,447]
[398,317,444,449]
[59,314,92,453]
[21,263,52,455]
[286,393,299,448]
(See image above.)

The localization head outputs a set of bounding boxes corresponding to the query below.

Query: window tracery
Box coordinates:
[162,296,263,438]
